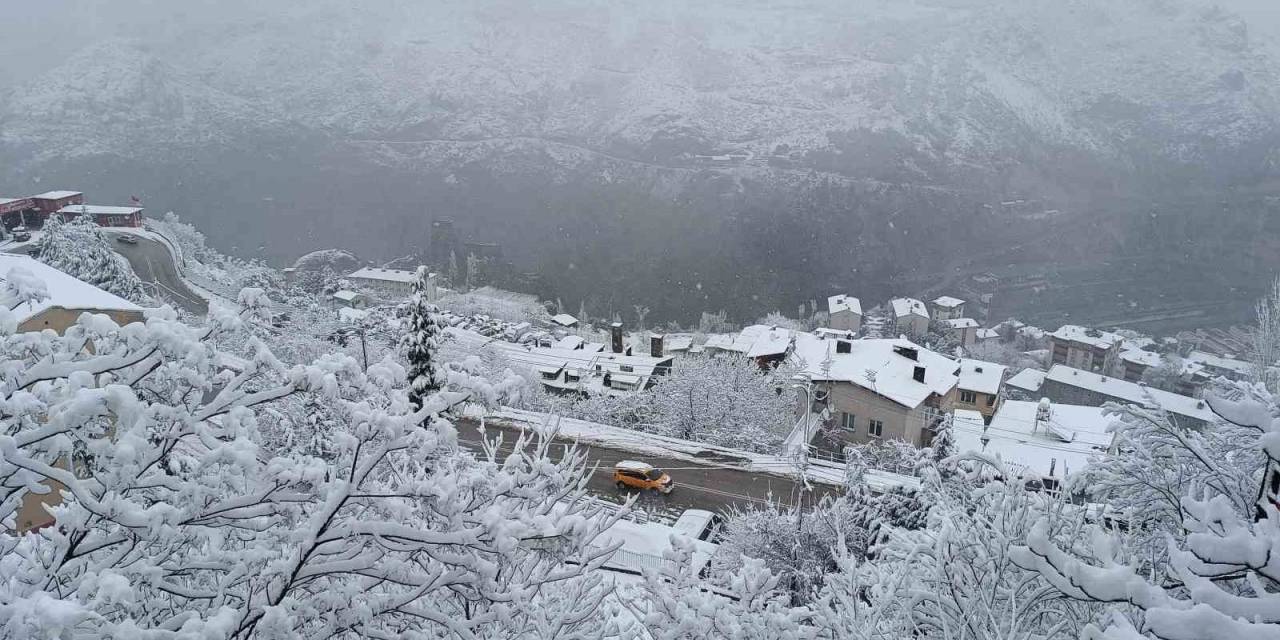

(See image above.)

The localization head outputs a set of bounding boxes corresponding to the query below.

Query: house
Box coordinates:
[826,294,862,333]
[929,296,966,321]
[956,359,1007,419]
[1006,368,1048,396]
[1117,346,1162,382]
[331,289,367,309]
[1037,364,1215,428]
[952,399,1116,485]
[976,328,1001,344]
[793,334,958,449]
[1048,325,1124,373]
[944,318,979,348]
[703,324,795,368]
[30,190,84,220]
[0,254,145,334]
[889,298,930,337]
[0,196,34,228]
[346,267,432,300]
[56,204,144,228]
[550,313,579,328]
[1186,350,1252,381]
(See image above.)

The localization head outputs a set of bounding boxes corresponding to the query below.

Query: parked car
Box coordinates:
[613,460,673,494]
[671,509,720,541]
[116,234,138,245]
[11,226,30,242]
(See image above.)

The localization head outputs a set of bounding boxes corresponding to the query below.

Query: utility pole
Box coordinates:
[332,326,369,371]
[788,375,814,605]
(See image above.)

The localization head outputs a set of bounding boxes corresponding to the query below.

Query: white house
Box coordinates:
[889,298,930,337]
[346,267,434,301]
[793,334,958,448]
[929,296,966,321]
[945,318,980,347]
[826,294,862,333]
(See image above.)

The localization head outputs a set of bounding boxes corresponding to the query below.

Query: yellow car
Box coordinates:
[613,460,673,494]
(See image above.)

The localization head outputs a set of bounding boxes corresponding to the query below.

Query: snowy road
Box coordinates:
[456,419,838,521]
[102,231,209,315]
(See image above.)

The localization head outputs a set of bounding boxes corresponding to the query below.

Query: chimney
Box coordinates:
[913,366,926,383]
[611,322,624,354]
[651,334,665,358]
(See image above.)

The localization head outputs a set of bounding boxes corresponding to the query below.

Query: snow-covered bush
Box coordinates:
[33,215,149,303]
[0,289,623,638]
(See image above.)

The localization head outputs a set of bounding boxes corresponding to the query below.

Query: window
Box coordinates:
[868,419,884,438]
[960,390,977,404]
[841,412,856,431]
[986,394,996,407]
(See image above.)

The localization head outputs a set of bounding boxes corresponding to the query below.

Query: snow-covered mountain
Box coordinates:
[4,0,1277,175]
[2,0,1278,326]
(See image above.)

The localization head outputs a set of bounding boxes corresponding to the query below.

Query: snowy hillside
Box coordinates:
[3,0,1278,175]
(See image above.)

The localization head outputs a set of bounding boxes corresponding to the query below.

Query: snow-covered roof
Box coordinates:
[1050,325,1122,350]
[952,400,1115,480]
[890,297,929,320]
[1119,347,1162,368]
[976,328,1001,340]
[945,318,979,329]
[550,313,579,327]
[704,325,794,358]
[663,334,694,352]
[793,334,958,409]
[827,294,862,315]
[553,335,585,350]
[331,290,361,302]
[1006,368,1047,393]
[338,307,368,323]
[0,254,142,324]
[1187,350,1252,376]
[57,205,142,215]
[32,190,82,200]
[931,296,965,308]
[1044,365,1214,423]
[0,197,27,206]
[958,359,1006,395]
[346,267,419,284]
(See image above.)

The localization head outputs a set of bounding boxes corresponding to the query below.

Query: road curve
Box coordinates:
[101,231,209,315]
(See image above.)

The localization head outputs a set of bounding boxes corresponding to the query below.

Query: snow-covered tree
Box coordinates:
[816,460,1101,640]
[646,354,797,453]
[1069,399,1265,577]
[622,536,809,640]
[33,215,149,303]
[1012,379,1280,640]
[715,484,927,605]
[404,266,445,410]
[0,287,625,639]
[1250,276,1280,392]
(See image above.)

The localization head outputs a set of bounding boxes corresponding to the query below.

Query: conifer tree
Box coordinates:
[404,266,444,410]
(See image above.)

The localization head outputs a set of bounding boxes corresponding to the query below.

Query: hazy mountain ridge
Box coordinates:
[4,0,1277,179]
[1,0,1278,326]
